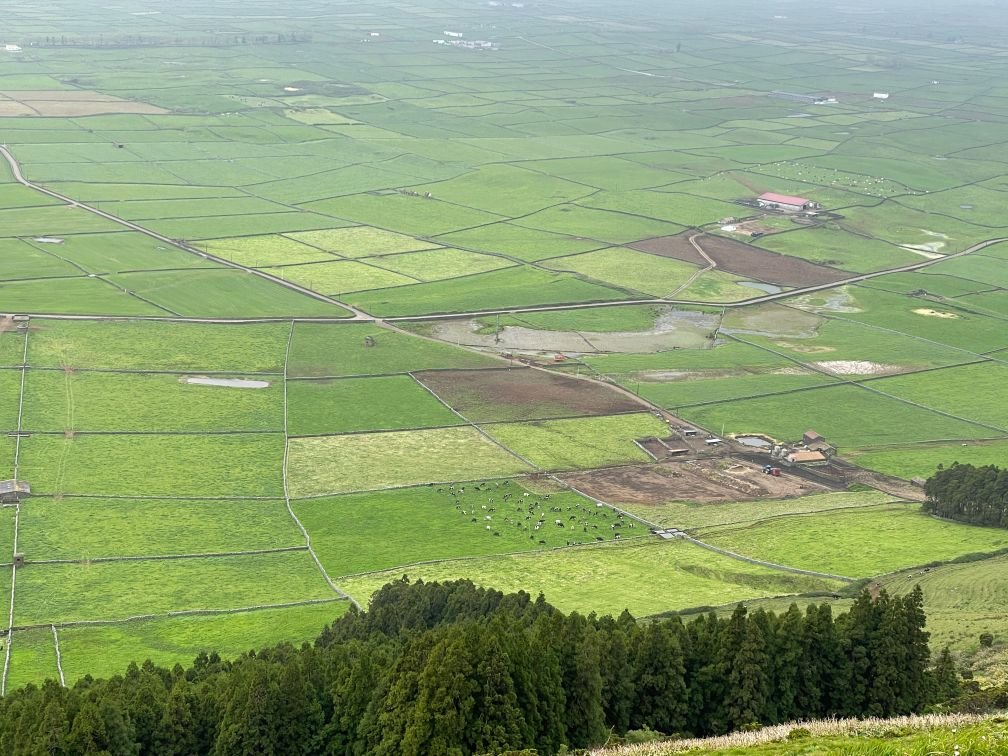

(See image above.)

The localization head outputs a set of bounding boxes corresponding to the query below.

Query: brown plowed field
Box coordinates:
[630,232,848,287]
[413,367,644,422]
[561,458,827,505]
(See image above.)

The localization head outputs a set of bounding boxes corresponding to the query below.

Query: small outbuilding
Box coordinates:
[0,480,30,504]
[803,430,825,446]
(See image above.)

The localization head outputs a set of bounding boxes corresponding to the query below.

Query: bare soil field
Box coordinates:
[413,367,644,422]
[561,457,827,505]
[631,232,848,287]
[0,90,168,116]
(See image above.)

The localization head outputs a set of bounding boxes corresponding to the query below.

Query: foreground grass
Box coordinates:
[337,539,845,617]
[588,713,1008,754]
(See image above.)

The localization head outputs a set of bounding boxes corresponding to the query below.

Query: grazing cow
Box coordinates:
[539,540,546,545]
[555,520,563,527]
[614,534,621,540]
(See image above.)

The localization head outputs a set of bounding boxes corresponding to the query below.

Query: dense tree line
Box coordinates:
[924,463,1008,528]
[0,579,956,755]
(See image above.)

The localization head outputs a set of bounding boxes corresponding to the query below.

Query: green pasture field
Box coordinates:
[348,265,635,317]
[522,155,686,191]
[0,333,23,367]
[867,362,1008,431]
[929,252,1008,289]
[676,270,766,302]
[582,190,745,228]
[958,291,1008,318]
[287,427,531,497]
[366,247,515,282]
[880,554,1008,661]
[17,433,285,498]
[544,247,699,297]
[0,369,19,430]
[105,196,294,222]
[337,539,846,618]
[863,271,996,298]
[0,204,121,238]
[286,375,462,435]
[302,193,504,237]
[265,259,416,294]
[580,341,791,377]
[896,185,1008,228]
[0,276,167,316]
[838,203,992,252]
[49,182,248,202]
[679,384,999,448]
[29,320,289,373]
[0,506,14,560]
[411,164,591,216]
[106,270,352,318]
[975,241,1008,260]
[18,497,301,560]
[43,231,220,273]
[475,304,665,334]
[284,226,437,257]
[434,223,606,262]
[5,629,58,691]
[738,315,978,370]
[202,235,336,267]
[757,226,922,272]
[697,504,1008,578]
[22,370,284,433]
[14,551,334,625]
[54,603,349,686]
[287,323,498,377]
[514,204,685,244]
[0,238,82,280]
[840,286,1008,354]
[147,212,341,241]
[482,413,668,471]
[295,483,601,577]
[616,491,898,532]
[636,371,839,409]
[849,440,1008,480]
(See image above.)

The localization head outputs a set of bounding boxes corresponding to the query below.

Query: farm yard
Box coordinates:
[0,0,1007,694]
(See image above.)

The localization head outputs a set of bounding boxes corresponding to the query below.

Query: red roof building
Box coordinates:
[757,192,812,211]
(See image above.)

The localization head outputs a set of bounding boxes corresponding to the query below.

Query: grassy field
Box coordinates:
[543,247,700,297]
[286,375,462,435]
[295,481,604,577]
[287,323,498,377]
[56,602,348,685]
[287,427,531,496]
[483,413,669,471]
[617,490,898,531]
[696,504,1008,578]
[22,370,284,433]
[17,433,285,497]
[18,497,301,559]
[679,384,1000,448]
[337,539,846,618]
[5,629,58,691]
[851,440,1008,480]
[15,551,334,625]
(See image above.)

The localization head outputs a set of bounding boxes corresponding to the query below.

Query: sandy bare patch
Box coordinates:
[774,341,835,354]
[914,308,959,319]
[812,360,902,375]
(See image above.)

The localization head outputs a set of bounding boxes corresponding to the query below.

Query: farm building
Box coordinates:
[0,480,30,504]
[786,450,827,465]
[757,192,814,212]
[803,430,824,446]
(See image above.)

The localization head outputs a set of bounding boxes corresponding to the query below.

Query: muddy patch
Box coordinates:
[630,231,848,288]
[812,360,903,375]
